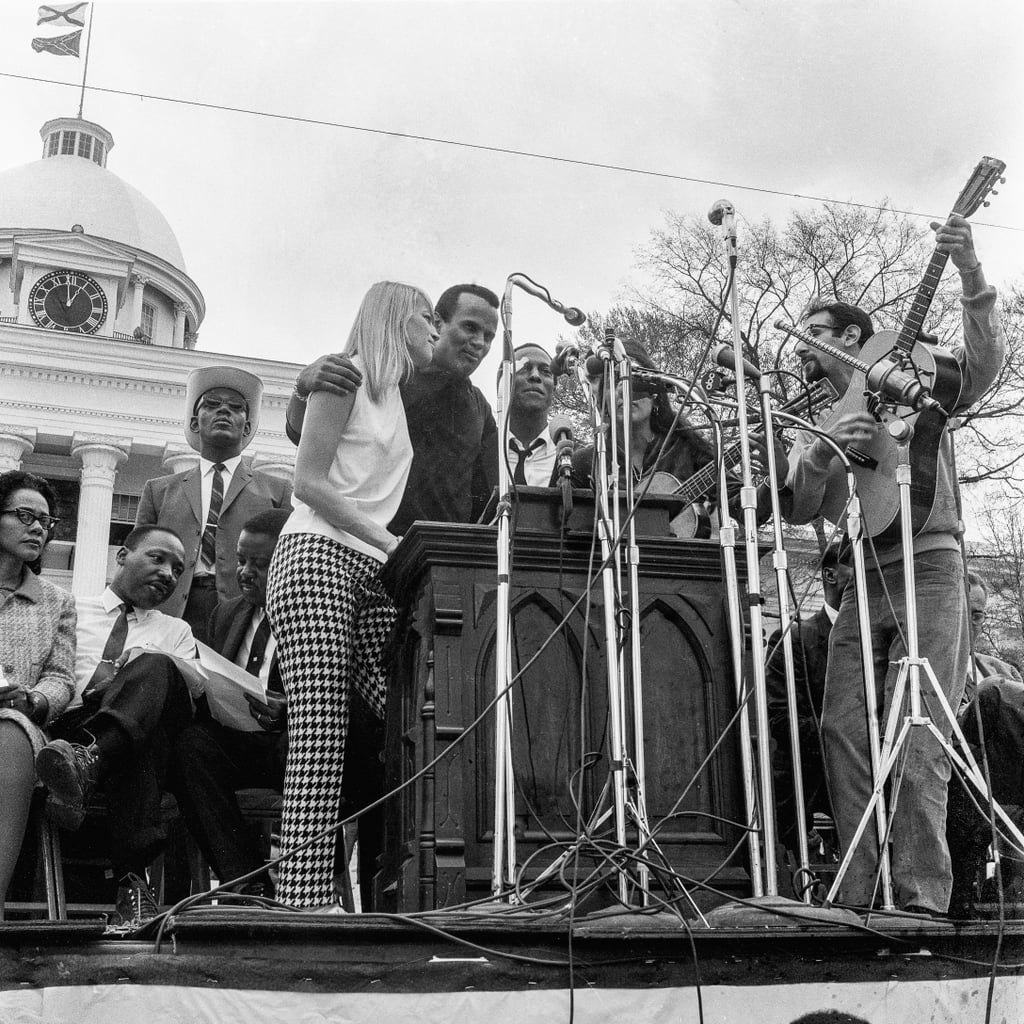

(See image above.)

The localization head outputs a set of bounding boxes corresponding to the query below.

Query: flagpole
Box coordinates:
[77,4,95,119]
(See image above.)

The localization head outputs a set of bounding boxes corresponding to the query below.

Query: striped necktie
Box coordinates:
[200,463,226,569]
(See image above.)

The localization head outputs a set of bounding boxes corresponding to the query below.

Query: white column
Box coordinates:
[172,303,187,349]
[130,273,148,331]
[251,450,295,486]
[71,434,130,597]
[0,430,36,473]
[162,443,200,475]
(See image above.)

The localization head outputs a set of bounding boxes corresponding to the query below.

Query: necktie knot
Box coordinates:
[213,463,226,474]
[511,437,545,485]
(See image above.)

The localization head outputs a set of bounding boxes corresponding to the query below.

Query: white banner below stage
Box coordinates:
[0,978,1019,1024]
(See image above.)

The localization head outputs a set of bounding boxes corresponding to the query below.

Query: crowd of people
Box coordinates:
[0,211,1017,926]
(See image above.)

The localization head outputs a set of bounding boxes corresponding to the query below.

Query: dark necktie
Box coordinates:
[85,602,133,694]
[511,438,544,485]
[246,613,284,696]
[245,614,271,676]
[200,463,226,569]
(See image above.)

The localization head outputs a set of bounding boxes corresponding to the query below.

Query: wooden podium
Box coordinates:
[376,489,753,912]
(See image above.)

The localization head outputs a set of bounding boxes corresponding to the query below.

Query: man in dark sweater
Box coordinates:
[285,283,499,532]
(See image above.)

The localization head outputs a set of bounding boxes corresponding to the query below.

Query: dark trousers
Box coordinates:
[171,698,384,905]
[171,719,287,885]
[51,652,194,877]
[947,677,1024,909]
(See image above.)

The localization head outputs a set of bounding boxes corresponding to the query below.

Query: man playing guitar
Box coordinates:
[783,213,1006,917]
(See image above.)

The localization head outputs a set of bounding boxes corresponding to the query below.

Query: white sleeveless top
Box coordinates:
[281,358,412,563]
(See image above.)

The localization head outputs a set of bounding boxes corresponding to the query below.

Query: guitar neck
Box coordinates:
[663,380,837,505]
[895,248,949,356]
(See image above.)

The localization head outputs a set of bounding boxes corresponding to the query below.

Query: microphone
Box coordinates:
[549,415,574,446]
[508,274,587,327]
[711,342,761,381]
[555,433,575,520]
[708,199,735,227]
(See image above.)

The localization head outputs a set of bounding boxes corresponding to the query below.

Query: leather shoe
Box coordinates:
[113,873,160,929]
[36,739,102,830]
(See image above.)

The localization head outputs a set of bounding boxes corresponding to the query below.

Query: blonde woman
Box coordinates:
[266,281,436,907]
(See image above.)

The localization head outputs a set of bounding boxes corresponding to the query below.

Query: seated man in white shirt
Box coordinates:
[34,525,200,928]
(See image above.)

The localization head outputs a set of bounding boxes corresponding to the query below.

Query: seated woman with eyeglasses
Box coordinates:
[571,340,779,536]
[0,471,76,916]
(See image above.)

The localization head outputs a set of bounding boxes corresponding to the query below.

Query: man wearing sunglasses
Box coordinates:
[135,366,291,644]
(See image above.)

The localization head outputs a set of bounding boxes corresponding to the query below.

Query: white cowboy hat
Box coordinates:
[183,365,263,453]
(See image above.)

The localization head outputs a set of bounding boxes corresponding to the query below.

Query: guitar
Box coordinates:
[775,156,1006,544]
[645,379,839,538]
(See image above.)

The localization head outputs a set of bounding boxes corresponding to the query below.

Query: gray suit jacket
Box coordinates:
[135,462,292,618]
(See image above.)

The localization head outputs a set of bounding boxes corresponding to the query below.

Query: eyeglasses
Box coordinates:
[1,507,60,531]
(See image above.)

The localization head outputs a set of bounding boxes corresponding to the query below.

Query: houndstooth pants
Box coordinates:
[265,531,394,906]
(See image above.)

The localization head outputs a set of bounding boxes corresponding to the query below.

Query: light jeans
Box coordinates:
[822,549,968,912]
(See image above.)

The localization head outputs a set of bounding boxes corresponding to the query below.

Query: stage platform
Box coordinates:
[1,906,1023,1023]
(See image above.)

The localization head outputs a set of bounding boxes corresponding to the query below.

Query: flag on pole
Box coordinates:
[31,29,83,57]
[37,3,89,28]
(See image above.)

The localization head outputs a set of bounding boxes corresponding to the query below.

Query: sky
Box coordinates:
[0,0,1022,404]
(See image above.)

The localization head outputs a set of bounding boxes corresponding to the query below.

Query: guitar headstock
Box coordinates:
[953,156,1007,218]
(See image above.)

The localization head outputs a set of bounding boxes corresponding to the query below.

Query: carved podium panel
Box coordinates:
[377,492,752,912]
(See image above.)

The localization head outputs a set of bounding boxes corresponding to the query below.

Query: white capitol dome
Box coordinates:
[0,118,186,273]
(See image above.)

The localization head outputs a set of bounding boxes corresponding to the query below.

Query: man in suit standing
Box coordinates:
[170,509,290,898]
[136,366,292,644]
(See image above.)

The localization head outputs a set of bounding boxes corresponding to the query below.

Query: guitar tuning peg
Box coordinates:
[983,200,991,207]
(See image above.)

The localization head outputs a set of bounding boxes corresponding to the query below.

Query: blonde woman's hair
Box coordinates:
[344,281,432,402]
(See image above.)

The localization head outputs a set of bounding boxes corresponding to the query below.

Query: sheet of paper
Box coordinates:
[195,641,266,732]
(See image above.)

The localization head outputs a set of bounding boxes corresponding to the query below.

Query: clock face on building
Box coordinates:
[28,269,108,334]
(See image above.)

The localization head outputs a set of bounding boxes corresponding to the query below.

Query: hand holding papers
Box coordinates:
[195,641,268,732]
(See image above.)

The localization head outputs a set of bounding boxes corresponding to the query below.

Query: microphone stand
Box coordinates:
[752,372,814,897]
[822,418,1024,912]
[713,203,780,896]
[589,328,636,905]
[491,278,519,897]
[770,410,894,911]
[491,274,588,900]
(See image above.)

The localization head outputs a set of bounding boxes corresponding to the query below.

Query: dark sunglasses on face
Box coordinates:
[1,507,60,531]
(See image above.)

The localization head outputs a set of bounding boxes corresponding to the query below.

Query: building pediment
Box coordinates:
[12,233,135,310]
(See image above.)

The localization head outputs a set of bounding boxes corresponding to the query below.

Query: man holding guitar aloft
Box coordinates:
[783,211,1006,917]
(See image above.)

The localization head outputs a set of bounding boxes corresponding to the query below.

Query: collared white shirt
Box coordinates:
[196,455,241,574]
[199,455,241,523]
[507,425,558,487]
[71,587,198,708]
[236,606,277,687]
